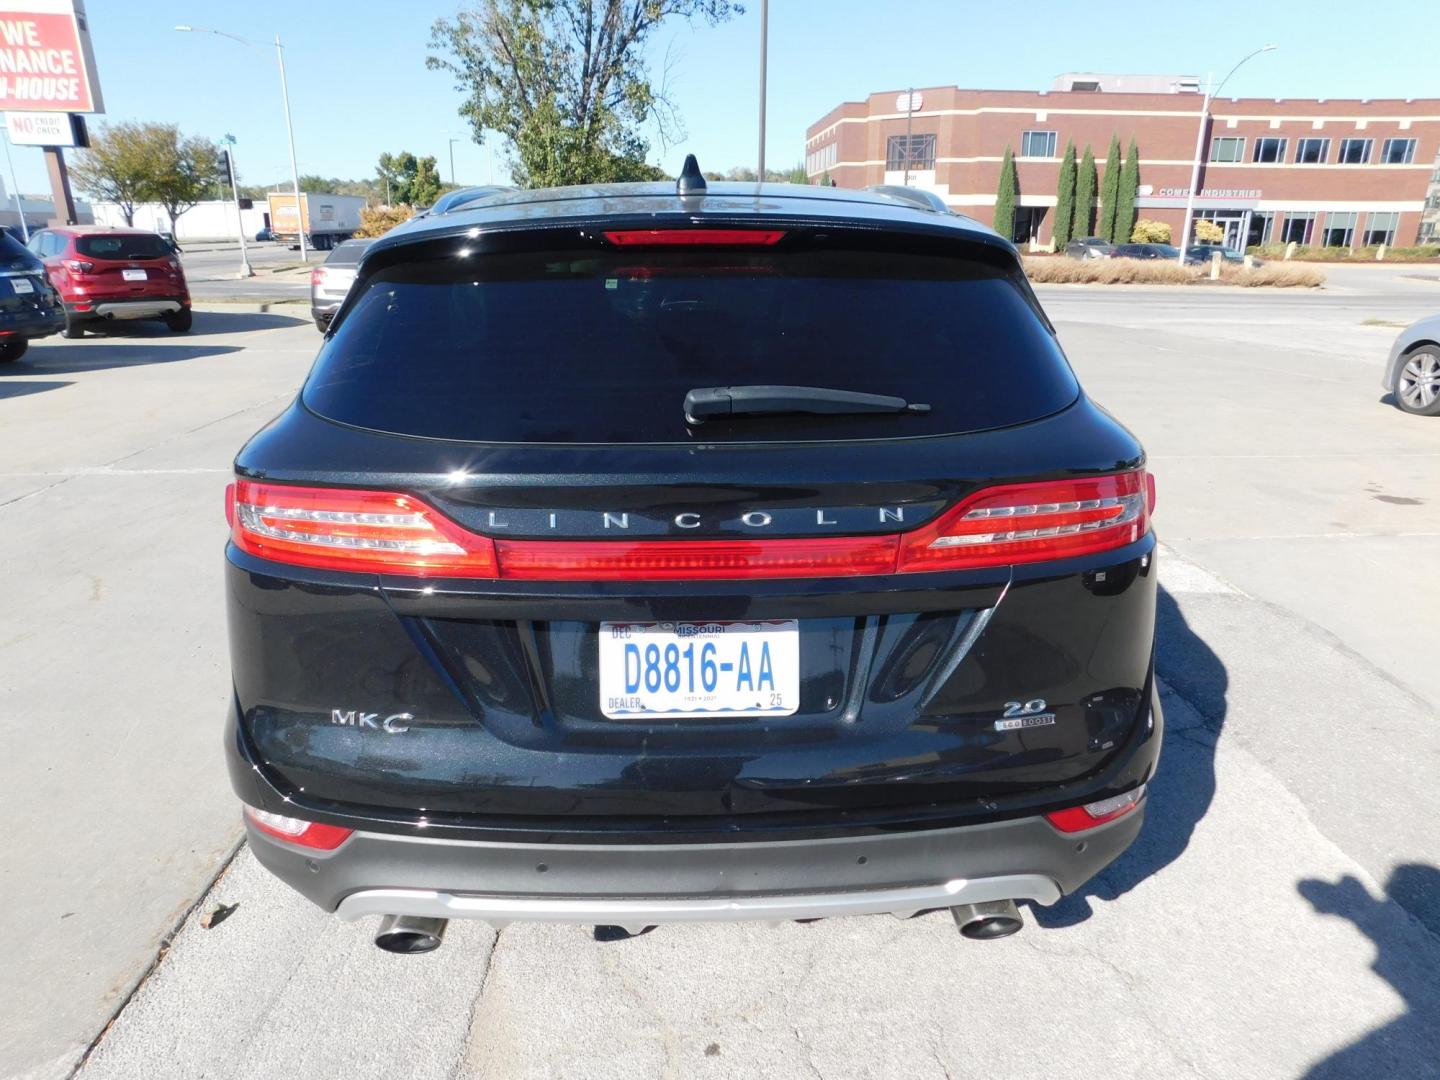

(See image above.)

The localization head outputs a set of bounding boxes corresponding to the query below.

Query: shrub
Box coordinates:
[353,204,414,238]
[1131,218,1171,243]
[1193,219,1224,243]
[1249,243,1440,263]
[993,147,1017,241]
[1073,146,1096,239]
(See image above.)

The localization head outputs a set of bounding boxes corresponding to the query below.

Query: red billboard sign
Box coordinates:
[0,1,102,113]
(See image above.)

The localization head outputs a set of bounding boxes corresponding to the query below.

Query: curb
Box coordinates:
[191,300,309,314]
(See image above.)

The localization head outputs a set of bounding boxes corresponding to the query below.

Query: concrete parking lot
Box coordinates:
[1,267,1438,1080]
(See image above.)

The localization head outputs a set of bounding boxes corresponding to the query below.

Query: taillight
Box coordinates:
[1044,785,1146,833]
[602,229,786,246]
[228,480,498,577]
[310,268,327,286]
[228,471,1150,581]
[495,535,899,581]
[63,259,94,274]
[897,470,1150,573]
[243,805,352,850]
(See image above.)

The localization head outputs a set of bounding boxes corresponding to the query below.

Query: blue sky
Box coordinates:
[7,0,1435,195]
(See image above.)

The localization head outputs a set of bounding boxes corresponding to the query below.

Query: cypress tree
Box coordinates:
[1074,145,1097,239]
[1052,140,1077,249]
[993,146,1018,242]
[1099,135,1121,242]
[1115,137,1140,244]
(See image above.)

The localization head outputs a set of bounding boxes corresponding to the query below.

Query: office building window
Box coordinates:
[1210,136,1245,163]
[1295,138,1330,164]
[1337,138,1372,164]
[1248,212,1275,247]
[1020,130,1057,158]
[1363,212,1399,246]
[1254,138,1287,163]
[1381,138,1416,164]
[1321,211,1357,247]
[1279,212,1315,245]
[886,134,936,171]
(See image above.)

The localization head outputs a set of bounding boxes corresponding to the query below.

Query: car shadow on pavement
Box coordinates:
[1030,585,1227,928]
[0,378,72,400]
[1298,866,1440,1078]
[15,344,242,375]
[188,310,310,334]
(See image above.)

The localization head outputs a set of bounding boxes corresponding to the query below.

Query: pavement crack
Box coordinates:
[65,836,246,1079]
[446,926,503,1080]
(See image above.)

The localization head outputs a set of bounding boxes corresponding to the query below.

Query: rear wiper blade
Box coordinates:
[684,385,930,424]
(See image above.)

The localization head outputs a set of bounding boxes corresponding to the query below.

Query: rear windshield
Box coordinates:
[304,247,1078,444]
[323,241,369,267]
[0,232,37,269]
[75,234,172,260]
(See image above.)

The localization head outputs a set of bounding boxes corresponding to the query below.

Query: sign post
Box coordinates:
[0,1,103,225]
[222,134,252,278]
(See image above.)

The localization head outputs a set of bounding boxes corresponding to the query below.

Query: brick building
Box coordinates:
[805,76,1440,250]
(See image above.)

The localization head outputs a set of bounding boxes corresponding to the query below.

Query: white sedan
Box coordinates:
[1383,315,1440,416]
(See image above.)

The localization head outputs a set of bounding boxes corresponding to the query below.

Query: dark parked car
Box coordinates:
[0,230,65,363]
[310,238,371,332]
[1064,236,1115,260]
[28,227,191,336]
[1186,244,1263,268]
[1113,242,1181,261]
[225,159,1161,953]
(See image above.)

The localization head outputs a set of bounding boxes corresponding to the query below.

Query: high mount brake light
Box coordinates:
[602,229,786,247]
[1045,785,1146,833]
[896,471,1150,573]
[227,471,1150,581]
[243,805,353,850]
[228,480,499,577]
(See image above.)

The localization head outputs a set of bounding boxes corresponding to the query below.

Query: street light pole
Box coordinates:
[1177,45,1276,265]
[448,138,459,184]
[174,23,308,261]
[757,0,767,180]
[274,35,308,263]
[2,128,28,242]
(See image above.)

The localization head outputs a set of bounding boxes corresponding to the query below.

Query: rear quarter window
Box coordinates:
[304,242,1078,444]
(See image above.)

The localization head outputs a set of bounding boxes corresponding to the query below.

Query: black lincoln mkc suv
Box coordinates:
[225,157,1160,953]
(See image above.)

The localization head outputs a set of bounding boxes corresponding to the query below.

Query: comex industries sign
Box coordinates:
[0,0,102,113]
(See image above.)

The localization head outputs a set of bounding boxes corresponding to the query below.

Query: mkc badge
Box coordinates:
[331,709,413,734]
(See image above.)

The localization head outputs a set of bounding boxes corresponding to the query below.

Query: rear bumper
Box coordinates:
[246,800,1145,924]
[71,299,185,320]
[0,310,63,338]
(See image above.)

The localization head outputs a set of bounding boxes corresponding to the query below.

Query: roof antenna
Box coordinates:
[677,154,707,196]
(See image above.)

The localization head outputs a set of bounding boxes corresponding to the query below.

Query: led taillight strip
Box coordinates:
[227,471,1152,581]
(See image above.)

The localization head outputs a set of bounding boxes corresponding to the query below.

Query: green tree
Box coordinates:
[1053,140,1077,249]
[73,122,220,233]
[993,146,1017,242]
[1098,134,1121,242]
[376,151,445,205]
[69,121,162,226]
[426,0,741,188]
[1115,137,1140,246]
[1073,145,1096,239]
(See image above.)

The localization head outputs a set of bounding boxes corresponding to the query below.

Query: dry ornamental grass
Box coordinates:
[1022,256,1324,288]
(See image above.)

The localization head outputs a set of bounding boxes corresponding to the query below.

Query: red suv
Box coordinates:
[28,227,192,336]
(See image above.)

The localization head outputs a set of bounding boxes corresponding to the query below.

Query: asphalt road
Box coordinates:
[180,242,312,302]
[1,266,1438,1080]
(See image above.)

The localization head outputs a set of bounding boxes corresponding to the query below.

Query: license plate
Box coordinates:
[599,620,800,719]
[9,277,32,294]
[122,268,147,282]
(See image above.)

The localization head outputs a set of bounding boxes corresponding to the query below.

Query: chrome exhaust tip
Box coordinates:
[374,914,447,954]
[951,899,1023,940]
